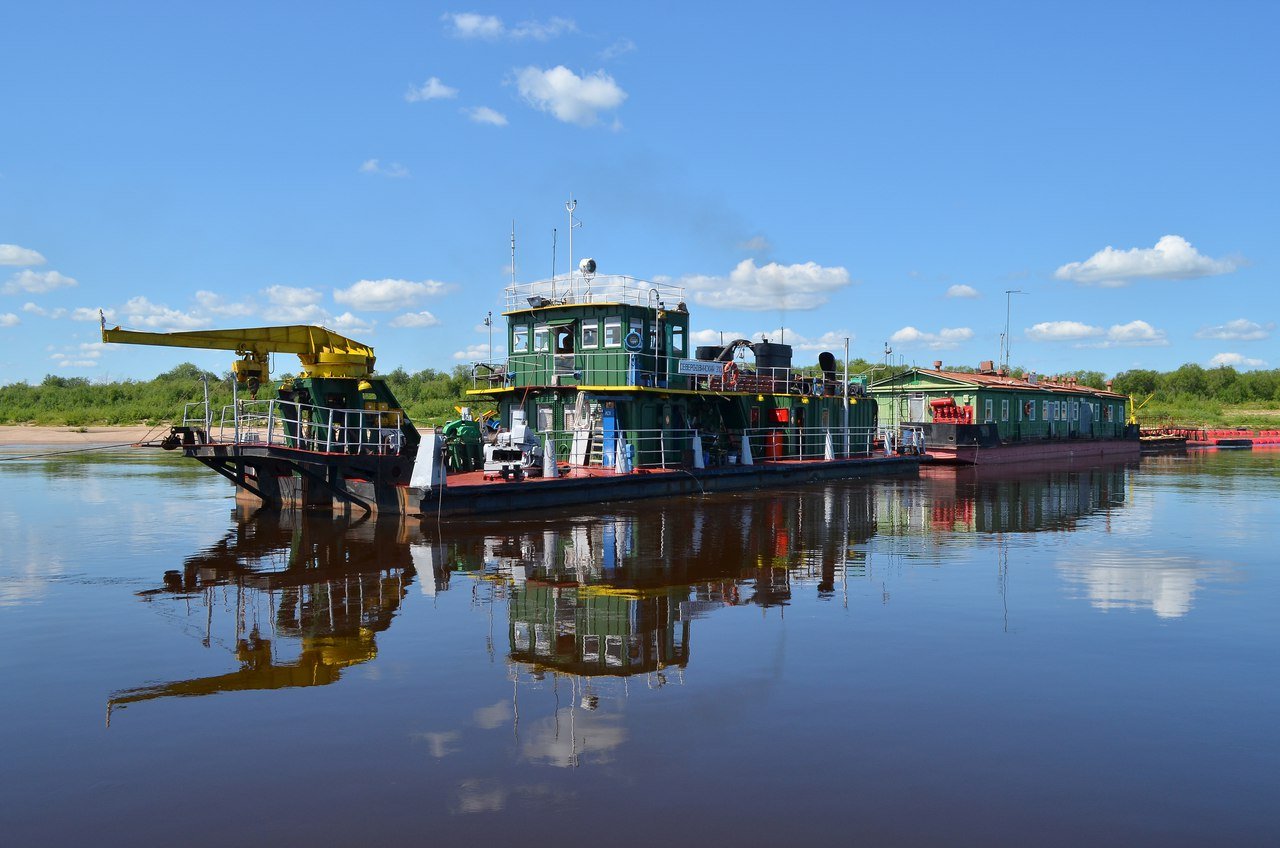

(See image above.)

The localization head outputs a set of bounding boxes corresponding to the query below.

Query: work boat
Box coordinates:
[100,262,924,515]
[416,260,923,516]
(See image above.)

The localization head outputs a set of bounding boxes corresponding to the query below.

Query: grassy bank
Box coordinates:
[4,361,1277,430]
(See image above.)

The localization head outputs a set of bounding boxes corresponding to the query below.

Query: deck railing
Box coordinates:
[504,274,684,310]
[209,400,406,455]
[471,351,867,398]
[531,424,923,470]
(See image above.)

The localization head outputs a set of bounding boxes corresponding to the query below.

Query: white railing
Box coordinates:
[212,400,406,455]
[529,424,928,470]
[181,401,211,430]
[505,274,684,310]
[472,351,870,397]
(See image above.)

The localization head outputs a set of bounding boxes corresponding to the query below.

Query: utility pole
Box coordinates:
[484,311,493,364]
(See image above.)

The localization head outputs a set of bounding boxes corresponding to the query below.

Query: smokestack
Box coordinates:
[933,360,943,371]
[1105,379,1113,390]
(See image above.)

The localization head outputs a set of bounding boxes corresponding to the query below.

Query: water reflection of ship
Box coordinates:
[896,459,1135,534]
[434,485,878,679]
[107,508,420,721]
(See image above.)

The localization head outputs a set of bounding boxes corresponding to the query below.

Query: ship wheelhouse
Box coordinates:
[467,270,882,473]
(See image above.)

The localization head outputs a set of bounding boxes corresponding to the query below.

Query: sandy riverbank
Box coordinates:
[0,425,163,446]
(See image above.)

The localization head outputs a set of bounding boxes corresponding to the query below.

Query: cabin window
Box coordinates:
[581,320,599,348]
[1001,399,1009,422]
[512,324,529,352]
[533,323,550,352]
[671,325,685,355]
[1060,401,1067,421]
[1072,401,1079,421]
[603,317,622,347]
[1027,401,1036,421]
[537,405,554,431]
[1042,400,1050,421]
[984,399,993,423]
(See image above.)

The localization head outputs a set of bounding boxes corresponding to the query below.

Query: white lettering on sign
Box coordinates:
[677,359,724,376]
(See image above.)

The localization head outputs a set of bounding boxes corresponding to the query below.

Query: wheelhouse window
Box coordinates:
[581,320,599,348]
[555,326,573,354]
[533,323,550,352]
[671,325,685,355]
[603,317,622,347]
[512,324,529,353]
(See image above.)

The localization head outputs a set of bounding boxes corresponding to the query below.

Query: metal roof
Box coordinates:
[873,367,1127,399]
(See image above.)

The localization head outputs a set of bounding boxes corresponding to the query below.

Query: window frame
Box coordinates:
[512,324,529,353]
[603,316,623,348]
[533,323,550,353]
[581,319,599,349]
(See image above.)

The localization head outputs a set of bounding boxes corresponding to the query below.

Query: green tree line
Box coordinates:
[2,360,1276,428]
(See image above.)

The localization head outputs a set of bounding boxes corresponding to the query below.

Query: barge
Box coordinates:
[870,362,1139,465]
[102,258,923,514]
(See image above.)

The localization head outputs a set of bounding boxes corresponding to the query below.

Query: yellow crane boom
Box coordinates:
[100,312,377,385]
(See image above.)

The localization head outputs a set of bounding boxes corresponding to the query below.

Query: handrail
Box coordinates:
[505,274,685,310]
[210,399,406,455]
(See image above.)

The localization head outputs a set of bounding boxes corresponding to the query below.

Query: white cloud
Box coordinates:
[890,326,974,350]
[515,66,627,127]
[3,269,78,294]
[72,307,109,322]
[266,285,322,309]
[1055,235,1237,286]
[738,235,772,253]
[359,159,410,178]
[0,312,18,327]
[1101,320,1168,347]
[690,328,744,346]
[390,311,441,328]
[1209,352,1267,369]
[121,296,210,331]
[453,343,498,361]
[443,12,575,41]
[1027,318,1168,347]
[442,12,504,39]
[0,244,46,266]
[945,284,979,299]
[683,258,852,312]
[1026,320,1104,342]
[50,341,106,368]
[195,289,256,317]
[464,106,508,126]
[405,76,458,102]
[1195,318,1272,341]
[599,37,637,61]
[326,312,374,335]
[333,278,448,311]
[22,302,68,319]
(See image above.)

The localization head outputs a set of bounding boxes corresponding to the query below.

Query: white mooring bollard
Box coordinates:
[824,430,835,461]
[691,430,705,469]
[615,433,631,474]
[740,432,754,465]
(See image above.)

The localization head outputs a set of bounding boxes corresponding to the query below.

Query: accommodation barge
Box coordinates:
[871,362,1138,465]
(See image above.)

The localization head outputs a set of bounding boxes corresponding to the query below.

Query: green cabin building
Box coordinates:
[468,270,877,468]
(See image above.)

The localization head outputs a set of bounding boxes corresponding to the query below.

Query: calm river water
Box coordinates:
[1,447,1276,846]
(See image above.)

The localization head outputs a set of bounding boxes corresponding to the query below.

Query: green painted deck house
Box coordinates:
[871,363,1131,442]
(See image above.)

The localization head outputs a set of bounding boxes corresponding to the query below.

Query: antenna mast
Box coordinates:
[550,228,557,300]
[566,196,579,300]
[510,220,516,286]
[1002,289,1024,370]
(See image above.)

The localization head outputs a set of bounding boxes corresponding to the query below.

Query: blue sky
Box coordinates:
[2,1,1276,382]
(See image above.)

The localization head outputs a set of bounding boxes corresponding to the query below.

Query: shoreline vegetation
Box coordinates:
[3,361,1279,431]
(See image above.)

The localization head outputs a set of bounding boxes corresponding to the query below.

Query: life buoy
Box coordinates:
[623,329,643,352]
[723,361,740,390]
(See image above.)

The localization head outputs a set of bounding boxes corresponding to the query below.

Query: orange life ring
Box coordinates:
[723,362,740,390]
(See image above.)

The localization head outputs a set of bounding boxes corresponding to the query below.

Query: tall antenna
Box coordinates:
[510,220,516,286]
[566,196,579,299]
[550,228,557,299]
[1002,289,1024,370]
